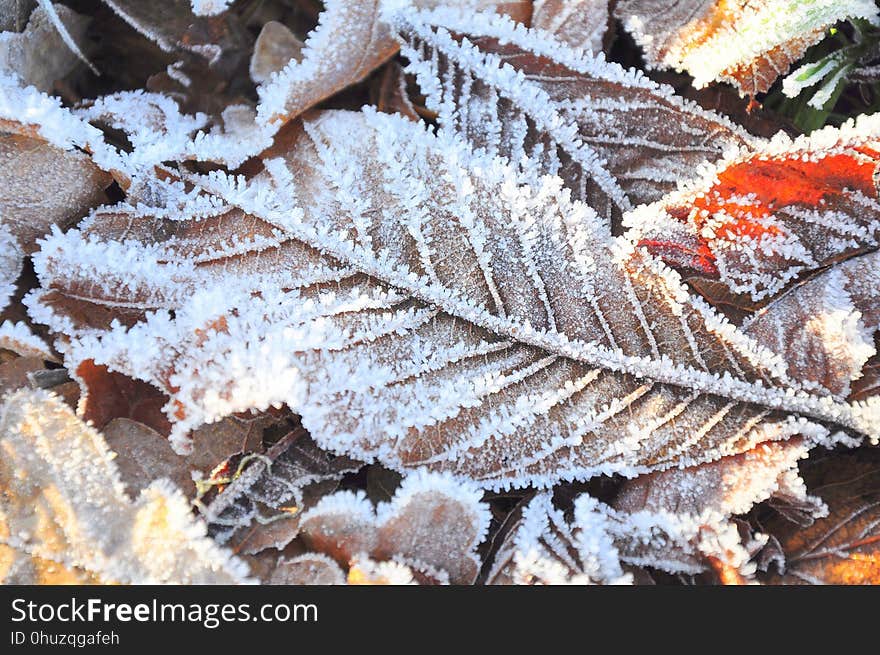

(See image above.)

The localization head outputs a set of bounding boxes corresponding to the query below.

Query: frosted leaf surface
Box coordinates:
[0,389,252,584]
[616,0,880,96]
[532,0,608,53]
[28,109,878,489]
[390,6,753,229]
[256,1,530,125]
[743,251,880,399]
[0,130,110,253]
[299,469,490,583]
[627,116,880,301]
[0,320,52,359]
[612,439,821,574]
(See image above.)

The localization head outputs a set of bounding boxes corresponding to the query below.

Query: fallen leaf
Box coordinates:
[0,389,252,583]
[616,0,880,96]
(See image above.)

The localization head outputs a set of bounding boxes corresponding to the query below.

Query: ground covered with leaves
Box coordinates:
[1,0,880,585]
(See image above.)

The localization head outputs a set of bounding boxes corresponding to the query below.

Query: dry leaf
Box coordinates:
[0,130,110,253]
[627,118,880,301]
[0,389,252,583]
[487,493,631,584]
[299,470,490,583]
[616,0,880,96]
[612,439,821,574]
[0,2,90,92]
[200,429,360,554]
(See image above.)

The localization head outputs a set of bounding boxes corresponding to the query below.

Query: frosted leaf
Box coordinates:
[0,320,52,359]
[256,0,401,125]
[0,389,252,584]
[0,75,130,182]
[299,469,490,583]
[99,0,244,62]
[743,251,880,399]
[256,1,563,126]
[0,223,21,313]
[532,0,608,53]
[250,21,305,86]
[390,5,754,229]
[267,553,346,585]
[487,493,632,585]
[0,129,110,253]
[612,439,821,574]
[0,3,90,91]
[627,115,880,302]
[616,0,880,96]
[29,109,878,489]
[200,429,361,553]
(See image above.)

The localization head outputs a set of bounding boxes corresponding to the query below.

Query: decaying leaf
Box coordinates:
[763,448,880,584]
[257,1,530,126]
[611,438,822,574]
[532,0,608,53]
[392,6,753,228]
[250,20,305,86]
[298,469,490,583]
[30,109,876,490]
[0,389,252,583]
[616,0,880,96]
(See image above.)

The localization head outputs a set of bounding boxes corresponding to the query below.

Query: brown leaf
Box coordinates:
[268,553,346,585]
[299,471,490,583]
[200,429,361,554]
[0,131,110,254]
[0,3,91,92]
[763,448,880,584]
[31,110,871,489]
[0,389,251,583]
[612,439,820,574]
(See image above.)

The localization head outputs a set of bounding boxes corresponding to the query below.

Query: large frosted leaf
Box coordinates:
[29,109,876,490]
